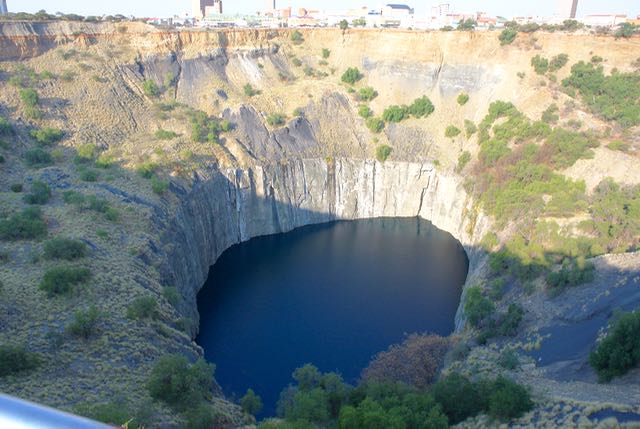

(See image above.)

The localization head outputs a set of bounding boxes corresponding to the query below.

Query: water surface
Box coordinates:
[196,218,468,416]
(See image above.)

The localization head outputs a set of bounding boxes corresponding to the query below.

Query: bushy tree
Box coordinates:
[31,127,64,146]
[39,266,91,296]
[147,354,214,410]
[44,237,87,260]
[366,117,384,133]
[362,334,449,388]
[341,67,363,85]
[358,86,378,101]
[0,344,40,377]
[499,28,517,45]
[464,286,494,327]
[445,125,461,138]
[127,296,158,320]
[382,105,408,122]
[142,80,160,97]
[24,148,53,167]
[241,388,263,416]
[408,96,435,118]
[0,207,47,240]
[457,93,469,105]
[375,145,392,162]
[531,55,549,75]
[589,311,640,381]
[67,306,101,339]
[23,181,51,204]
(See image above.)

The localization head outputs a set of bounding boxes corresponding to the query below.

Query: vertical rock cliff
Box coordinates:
[161,158,489,334]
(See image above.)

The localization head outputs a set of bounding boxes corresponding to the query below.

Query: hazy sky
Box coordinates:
[9,0,639,18]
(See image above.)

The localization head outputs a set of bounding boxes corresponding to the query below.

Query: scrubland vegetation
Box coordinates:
[259,359,532,428]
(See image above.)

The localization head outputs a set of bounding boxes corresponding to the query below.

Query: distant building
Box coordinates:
[192,0,213,19]
[557,0,578,19]
[0,0,7,14]
[430,4,449,17]
[583,14,627,27]
[383,4,414,18]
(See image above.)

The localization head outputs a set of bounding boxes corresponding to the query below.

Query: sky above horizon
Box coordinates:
[9,0,639,19]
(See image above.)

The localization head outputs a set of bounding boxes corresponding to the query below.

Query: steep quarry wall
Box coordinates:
[161,158,490,335]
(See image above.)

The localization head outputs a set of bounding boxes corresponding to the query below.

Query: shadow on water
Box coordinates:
[195,217,469,417]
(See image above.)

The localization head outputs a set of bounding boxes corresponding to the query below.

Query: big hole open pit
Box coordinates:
[196,218,468,416]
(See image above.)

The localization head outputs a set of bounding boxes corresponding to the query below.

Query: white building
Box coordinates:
[582,14,627,27]
[382,4,414,18]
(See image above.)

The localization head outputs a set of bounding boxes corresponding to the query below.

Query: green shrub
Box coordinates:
[375,145,392,162]
[127,296,158,320]
[496,303,525,336]
[293,107,304,117]
[457,18,477,31]
[39,266,91,296]
[321,48,330,59]
[67,306,101,339]
[155,129,178,140]
[487,376,533,420]
[457,93,469,105]
[0,207,47,240]
[358,105,372,118]
[432,373,486,424]
[163,286,180,307]
[24,181,51,204]
[562,61,640,127]
[546,259,595,292]
[445,125,461,138]
[79,169,99,182]
[184,403,218,429]
[541,104,559,124]
[136,161,157,179]
[0,116,12,135]
[151,176,169,195]
[408,96,435,118]
[147,354,214,410]
[358,86,377,101]
[606,140,630,152]
[531,55,549,75]
[95,153,115,168]
[589,311,640,381]
[74,143,98,164]
[20,88,39,107]
[0,344,40,377]
[365,117,384,133]
[44,237,87,260]
[382,105,408,122]
[464,286,494,328]
[142,80,160,97]
[498,348,519,369]
[10,183,23,193]
[241,388,263,416]
[549,53,569,72]
[291,30,304,44]
[499,28,517,45]
[456,151,471,172]
[75,401,141,428]
[31,127,64,146]
[464,119,477,137]
[266,113,286,127]
[24,148,53,167]
[291,57,302,67]
[341,67,362,85]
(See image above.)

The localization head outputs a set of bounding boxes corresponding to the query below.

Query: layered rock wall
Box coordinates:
[162,158,490,334]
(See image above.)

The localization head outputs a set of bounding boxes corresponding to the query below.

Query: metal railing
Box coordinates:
[0,393,113,428]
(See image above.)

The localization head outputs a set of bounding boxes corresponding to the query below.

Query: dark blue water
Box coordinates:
[196,218,468,416]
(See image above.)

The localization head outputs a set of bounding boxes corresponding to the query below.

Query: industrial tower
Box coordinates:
[557,0,578,19]
[0,0,8,15]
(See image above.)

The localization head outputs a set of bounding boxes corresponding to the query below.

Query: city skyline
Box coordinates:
[7,0,639,18]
